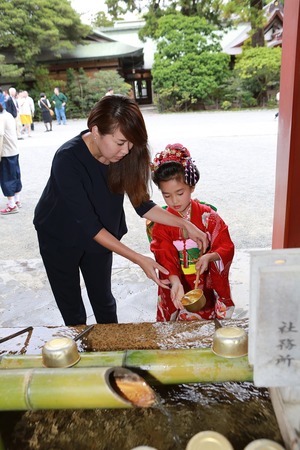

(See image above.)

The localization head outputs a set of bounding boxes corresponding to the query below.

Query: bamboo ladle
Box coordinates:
[181,270,206,312]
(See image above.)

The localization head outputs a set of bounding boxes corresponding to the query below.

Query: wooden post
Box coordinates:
[272,0,300,248]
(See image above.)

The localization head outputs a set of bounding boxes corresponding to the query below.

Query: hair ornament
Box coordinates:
[151,143,199,186]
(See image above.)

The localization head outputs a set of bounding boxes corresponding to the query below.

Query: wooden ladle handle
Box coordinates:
[195,270,200,289]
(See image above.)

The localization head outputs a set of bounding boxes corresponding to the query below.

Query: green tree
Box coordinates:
[105,0,229,41]
[154,14,222,55]
[233,46,281,105]
[92,12,114,28]
[223,0,280,47]
[59,68,132,118]
[152,14,230,111]
[0,55,24,82]
[0,0,91,73]
[104,0,279,45]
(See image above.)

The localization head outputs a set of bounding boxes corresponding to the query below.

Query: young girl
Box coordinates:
[149,143,235,321]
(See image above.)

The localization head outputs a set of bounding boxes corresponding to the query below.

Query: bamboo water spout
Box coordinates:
[0,348,253,385]
[0,367,156,411]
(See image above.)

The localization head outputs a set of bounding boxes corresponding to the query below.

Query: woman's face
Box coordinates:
[159,178,195,214]
[93,126,133,164]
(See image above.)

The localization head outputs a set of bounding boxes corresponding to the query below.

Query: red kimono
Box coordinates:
[149,199,235,321]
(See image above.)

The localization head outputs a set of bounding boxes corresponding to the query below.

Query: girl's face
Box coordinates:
[92,126,133,164]
[159,178,195,214]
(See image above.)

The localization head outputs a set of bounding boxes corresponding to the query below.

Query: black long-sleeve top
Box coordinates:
[34,130,156,252]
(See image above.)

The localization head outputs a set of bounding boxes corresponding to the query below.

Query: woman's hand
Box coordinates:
[94,228,171,289]
[137,254,171,290]
[183,221,209,253]
[143,206,209,252]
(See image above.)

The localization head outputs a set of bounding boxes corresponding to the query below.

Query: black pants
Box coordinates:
[38,234,117,325]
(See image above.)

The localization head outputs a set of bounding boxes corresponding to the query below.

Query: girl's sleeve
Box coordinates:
[150,222,182,276]
[207,211,234,269]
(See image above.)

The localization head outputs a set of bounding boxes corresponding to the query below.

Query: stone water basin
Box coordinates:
[0,320,284,450]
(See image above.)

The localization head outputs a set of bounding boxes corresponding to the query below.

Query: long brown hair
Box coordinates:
[87,95,151,207]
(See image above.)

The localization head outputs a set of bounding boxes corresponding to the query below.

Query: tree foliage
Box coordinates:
[152,14,230,111]
[65,68,132,118]
[92,11,114,28]
[105,0,229,41]
[31,66,131,120]
[153,14,222,56]
[0,55,24,81]
[0,0,91,70]
[233,46,281,104]
[104,0,275,43]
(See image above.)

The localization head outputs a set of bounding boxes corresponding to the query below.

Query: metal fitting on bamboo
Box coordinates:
[0,367,157,411]
[0,348,253,385]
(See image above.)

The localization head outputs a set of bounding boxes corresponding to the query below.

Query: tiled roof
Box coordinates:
[38,41,143,63]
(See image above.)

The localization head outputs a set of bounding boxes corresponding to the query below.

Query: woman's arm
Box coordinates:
[143,205,209,252]
[93,227,170,289]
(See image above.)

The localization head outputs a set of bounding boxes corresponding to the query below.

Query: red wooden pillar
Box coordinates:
[272,0,300,249]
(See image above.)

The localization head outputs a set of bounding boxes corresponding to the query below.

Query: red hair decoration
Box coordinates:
[151,143,191,171]
[151,143,198,186]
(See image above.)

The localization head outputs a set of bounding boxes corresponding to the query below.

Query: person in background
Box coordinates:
[27,91,35,132]
[51,87,67,125]
[18,91,34,137]
[5,87,23,140]
[0,103,22,214]
[33,95,208,326]
[149,143,235,322]
[105,87,114,96]
[0,89,6,110]
[38,93,53,132]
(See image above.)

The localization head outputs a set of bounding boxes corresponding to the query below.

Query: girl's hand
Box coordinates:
[169,276,185,310]
[138,255,170,290]
[196,252,220,274]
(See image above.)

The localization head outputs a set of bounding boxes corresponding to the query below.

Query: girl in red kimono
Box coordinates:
[149,143,235,321]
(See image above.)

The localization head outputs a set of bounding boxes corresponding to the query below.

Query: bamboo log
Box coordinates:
[0,367,156,411]
[0,348,253,384]
[0,351,124,369]
[125,348,253,384]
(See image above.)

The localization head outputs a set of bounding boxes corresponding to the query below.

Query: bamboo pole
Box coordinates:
[0,367,155,411]
[125,348,253,385]
[0,348,253,384]
[0,351,124,369]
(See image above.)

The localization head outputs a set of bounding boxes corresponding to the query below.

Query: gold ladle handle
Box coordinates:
[195,270,200,289]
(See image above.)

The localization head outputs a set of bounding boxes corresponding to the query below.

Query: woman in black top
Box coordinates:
[38,93,52,132]
[34,95,208,325]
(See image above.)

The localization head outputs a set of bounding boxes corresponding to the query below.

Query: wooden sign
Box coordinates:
[249,249,300,387]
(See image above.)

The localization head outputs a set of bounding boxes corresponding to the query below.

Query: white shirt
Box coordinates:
[0,110,19,158]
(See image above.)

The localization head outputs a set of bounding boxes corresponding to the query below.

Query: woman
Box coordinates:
[34,95,208,326]
[38,93,53,132]
[18,91,34,137]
